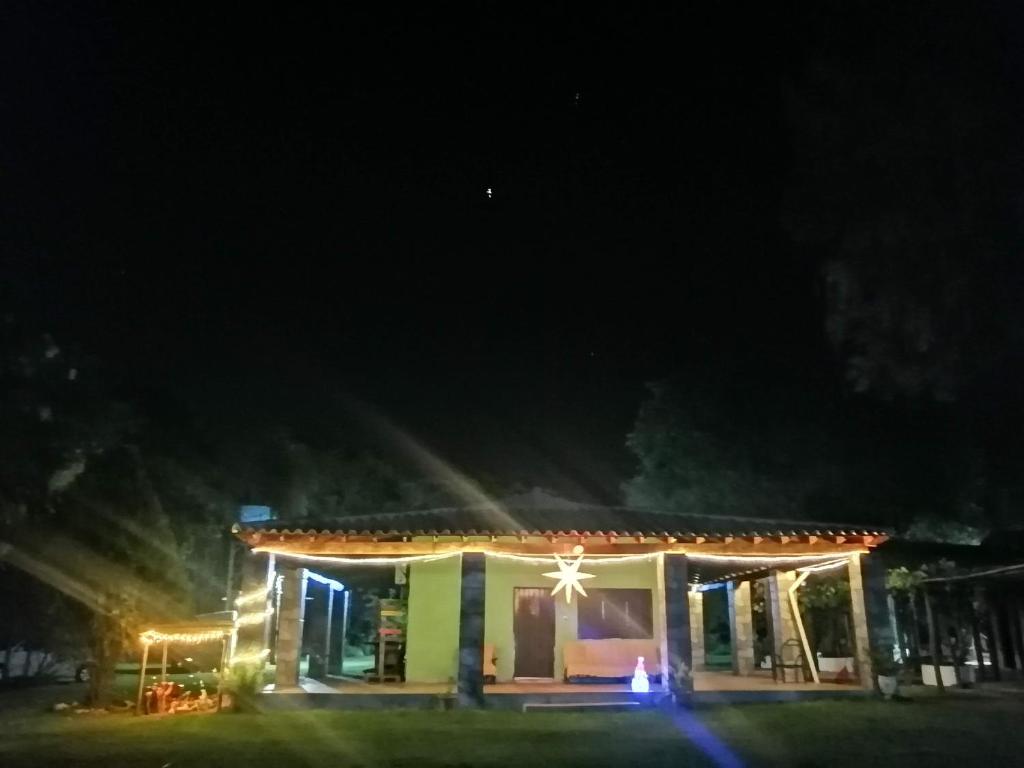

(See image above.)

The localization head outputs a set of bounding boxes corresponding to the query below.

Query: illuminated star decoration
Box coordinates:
[542,553,596,603]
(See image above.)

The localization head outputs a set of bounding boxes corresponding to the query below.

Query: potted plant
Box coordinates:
[872,650,903,700]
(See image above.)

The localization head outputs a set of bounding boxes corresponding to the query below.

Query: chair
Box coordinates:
[772,639,807,683]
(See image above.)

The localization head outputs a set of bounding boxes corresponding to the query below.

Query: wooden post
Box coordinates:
[135,643,150,714]
[160,642,168,682]
[788,571,819,684]
[217,636,228,711]
[923,587,944,693]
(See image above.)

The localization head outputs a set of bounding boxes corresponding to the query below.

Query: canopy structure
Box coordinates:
[136,618,235,713]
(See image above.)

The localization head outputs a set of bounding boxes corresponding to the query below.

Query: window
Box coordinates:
[577,588,653,639]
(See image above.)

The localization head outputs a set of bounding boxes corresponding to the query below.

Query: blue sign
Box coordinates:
[238,505,274,523]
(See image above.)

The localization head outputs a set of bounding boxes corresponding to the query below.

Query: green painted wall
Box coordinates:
[404,556,462,683]
[483,557,662,682]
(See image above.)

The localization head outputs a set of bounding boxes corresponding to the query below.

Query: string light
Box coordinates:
[796,558,852,574]
[253,549,460,565]
[229,648,271,665]
[235,607,274,627]
[254,547,863,570]
[685,551,866,565]
[485,550,660,565]
[235,586,270,607]
[305,570,344,590]
[140,629,230,645]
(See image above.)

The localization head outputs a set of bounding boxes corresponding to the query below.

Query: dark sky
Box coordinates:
[3,4,1019,502]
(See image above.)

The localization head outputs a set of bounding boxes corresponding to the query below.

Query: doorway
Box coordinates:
[513,588,555,679]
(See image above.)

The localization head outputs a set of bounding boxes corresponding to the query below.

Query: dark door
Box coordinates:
[513,588,556,678]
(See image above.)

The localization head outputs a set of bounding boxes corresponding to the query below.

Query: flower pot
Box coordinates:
[877,674,899,699]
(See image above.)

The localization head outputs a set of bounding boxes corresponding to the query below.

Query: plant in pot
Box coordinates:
[871,650,903,700]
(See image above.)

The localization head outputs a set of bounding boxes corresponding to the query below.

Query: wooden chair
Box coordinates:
[772,639,807,683]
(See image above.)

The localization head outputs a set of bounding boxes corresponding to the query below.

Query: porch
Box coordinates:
[259,670,864,710]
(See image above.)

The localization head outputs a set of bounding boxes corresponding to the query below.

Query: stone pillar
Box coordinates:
[768,570,799,659]
[861,552,897,656]
[688,591,705,672]
[457,553,486,707]
[728,581,755,675]
[275,565,307,689]
[847,554,875,689]
[663,554,693,692]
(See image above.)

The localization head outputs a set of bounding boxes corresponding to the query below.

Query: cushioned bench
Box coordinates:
[563,638,660,682]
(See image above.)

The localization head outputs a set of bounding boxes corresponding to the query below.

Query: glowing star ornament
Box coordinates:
[542,548,595,604]
[631,656,650,693]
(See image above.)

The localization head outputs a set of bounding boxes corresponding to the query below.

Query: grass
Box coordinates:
[0,685,1020,767]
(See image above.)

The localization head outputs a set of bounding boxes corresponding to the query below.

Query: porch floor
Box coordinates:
[264,670,859,695]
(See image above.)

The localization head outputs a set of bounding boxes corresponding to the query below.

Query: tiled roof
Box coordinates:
[235,504,886,539]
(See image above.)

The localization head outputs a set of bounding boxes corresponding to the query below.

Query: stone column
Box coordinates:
[663,554,693,692]
[275,565,308,689]
[688,591,705,672]
[768,570,799,660]
[457,553,486,707]
[729,581,755,675]
[847,554,875,689]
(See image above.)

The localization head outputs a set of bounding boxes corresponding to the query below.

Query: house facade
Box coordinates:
[231,492,892,705]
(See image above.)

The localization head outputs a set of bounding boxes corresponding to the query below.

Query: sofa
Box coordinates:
[562,638,660,682]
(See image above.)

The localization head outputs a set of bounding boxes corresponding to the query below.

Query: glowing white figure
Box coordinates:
[631,655,650,693]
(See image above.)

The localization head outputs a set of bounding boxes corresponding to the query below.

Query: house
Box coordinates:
[230,490,892,707]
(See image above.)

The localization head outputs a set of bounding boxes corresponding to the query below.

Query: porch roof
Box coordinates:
[233,504,886,540]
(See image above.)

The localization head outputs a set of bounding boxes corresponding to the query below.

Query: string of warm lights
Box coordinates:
[252,549,460,565]
[234,586,270,607]
[140,629,231,645]
[685,551,864,564]
[234,607,274,627]
[229,648,271,665]
[258,547,862,568]
[484,550,660,566]
[796,558,852,574]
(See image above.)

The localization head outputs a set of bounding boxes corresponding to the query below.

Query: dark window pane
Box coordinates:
[578,589,653,639]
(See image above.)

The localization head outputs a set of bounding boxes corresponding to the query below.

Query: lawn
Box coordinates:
[0,686,1020,767]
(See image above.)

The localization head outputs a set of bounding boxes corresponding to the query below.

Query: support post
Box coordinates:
[339,589,350,676]
[457,553,486,707]
[923,586,945,693]
[984,589,1002,681]
[160,642,168,682]
[663,554,693,694]
[969,588,985,682]
[275,565,308,689]
[136,642,150,714]
[768,570,799,667]
[846,554,875,689]
[323,587,335,678]
[217,636,228,711]
[728,581,756,675]
[688,590,705,673]
[788,572,819,684]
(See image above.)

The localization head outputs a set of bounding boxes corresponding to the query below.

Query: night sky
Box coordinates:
[4,5,1021,502]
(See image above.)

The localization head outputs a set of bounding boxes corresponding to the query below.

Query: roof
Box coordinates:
[234,490,887,539]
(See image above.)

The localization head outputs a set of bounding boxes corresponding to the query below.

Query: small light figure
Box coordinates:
[486,187,493,199]
[631,656,650,693]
